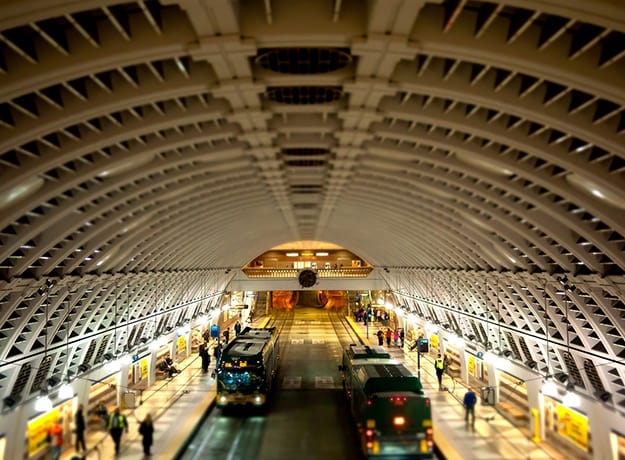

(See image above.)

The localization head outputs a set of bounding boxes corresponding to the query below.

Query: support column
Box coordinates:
[75,377,91,409]
[147,349,157,387]
[4,404,28,460]
[485,361,500,404]
[526,377,545,442]
[117,364,129,409]
[589,400,614,460]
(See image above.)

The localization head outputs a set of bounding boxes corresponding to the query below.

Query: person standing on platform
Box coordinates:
[399,329,405,347]
[214,339,222,363]
[234,321,242,336]
[107,407,129,455]
[199,342,210,373]
[376,329,384,346]
[393,329,399,347]
[48,417,63,460]
[463,388,477,430]
[385,328,392,346]
[223,328,230,344]
[74,403,87,453]
[435,353,446,390]
[139,413,154,457]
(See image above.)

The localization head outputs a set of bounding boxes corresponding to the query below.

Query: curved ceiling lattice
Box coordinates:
[0,0,624,414]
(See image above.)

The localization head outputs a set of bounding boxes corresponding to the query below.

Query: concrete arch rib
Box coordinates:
[391,60,624,159]
[135,196,279,272]
[0,146,249,273]
[139,198,276,272]
[33,165,259,277]
[377,98,625,235]
[364,139,623,274]
[345,182,484,268]
[499,0,625,33]
[364,128,620,272]
[0,65,218,155]
[0,101,232,229]
[359,154,567,272]
[0,1,131,31]
[410,6,625,107]
[0,8,194,104]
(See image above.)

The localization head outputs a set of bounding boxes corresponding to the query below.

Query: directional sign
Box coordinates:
[282,376,302,389]
[315,376,335,389]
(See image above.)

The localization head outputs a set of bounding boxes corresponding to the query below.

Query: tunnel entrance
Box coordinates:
[295,290,324,308]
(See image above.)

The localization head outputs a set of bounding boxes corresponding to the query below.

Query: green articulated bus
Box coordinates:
[339,345,434,459]
[216,327,279,409]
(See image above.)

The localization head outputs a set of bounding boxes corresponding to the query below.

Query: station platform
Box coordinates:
[60,351,216,460]
[349,319,570,460]
[59,313,574,460]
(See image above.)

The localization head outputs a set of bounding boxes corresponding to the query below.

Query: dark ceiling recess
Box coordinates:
[255,48,352,74]
[283,148,329,156]
[266,86,343,104]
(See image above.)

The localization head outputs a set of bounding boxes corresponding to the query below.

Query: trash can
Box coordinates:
[481,386,496,406]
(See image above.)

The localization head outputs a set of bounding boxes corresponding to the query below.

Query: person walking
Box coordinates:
[234,321,242,336]
[223,328,230,343]
[48,417,63,460]
[435,353,446,390]
[139,413,155,457]
[74,403,87,453]
[107,407,129,455]
[463,388,477,430]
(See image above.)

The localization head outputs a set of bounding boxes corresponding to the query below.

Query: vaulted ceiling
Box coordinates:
[0,0,624,412]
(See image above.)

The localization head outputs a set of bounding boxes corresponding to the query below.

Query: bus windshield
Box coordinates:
[218,368,264,392]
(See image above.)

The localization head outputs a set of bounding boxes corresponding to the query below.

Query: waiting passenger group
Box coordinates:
[376,327,405,348]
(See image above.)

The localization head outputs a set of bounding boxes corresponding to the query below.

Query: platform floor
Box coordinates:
[350,319,574,460]
[59,313,581,460]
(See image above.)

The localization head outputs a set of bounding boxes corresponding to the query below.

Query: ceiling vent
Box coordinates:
[266,86,343,104]
[256,48,352,74]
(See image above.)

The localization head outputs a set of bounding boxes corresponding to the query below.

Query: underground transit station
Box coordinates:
[1,0,625,459]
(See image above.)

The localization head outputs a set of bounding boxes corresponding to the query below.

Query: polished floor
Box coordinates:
[59,310,580,460]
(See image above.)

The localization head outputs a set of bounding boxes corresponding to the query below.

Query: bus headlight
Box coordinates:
[254,395,265,405]
[218,395,228,405]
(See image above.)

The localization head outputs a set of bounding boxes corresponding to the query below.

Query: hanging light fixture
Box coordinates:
[563,383,581,408]
[34,384,53,412]
[58,381,74,400]
[59,292,74,400]
[542,378,558,397]
[35,279,55,412]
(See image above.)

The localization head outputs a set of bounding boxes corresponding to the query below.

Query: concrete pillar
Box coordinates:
[486,361,500,403]
[147,349,157,387]
[185,331,192,358]
[4,404,28,460]
[526,377,545,441]
[589,400,613,460]
[75,377,91,409]
[459,349,469,383]
[117,364,129,409]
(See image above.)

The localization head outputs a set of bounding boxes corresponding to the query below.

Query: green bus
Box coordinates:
[216,327,279,409]
[340,345,434,459]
